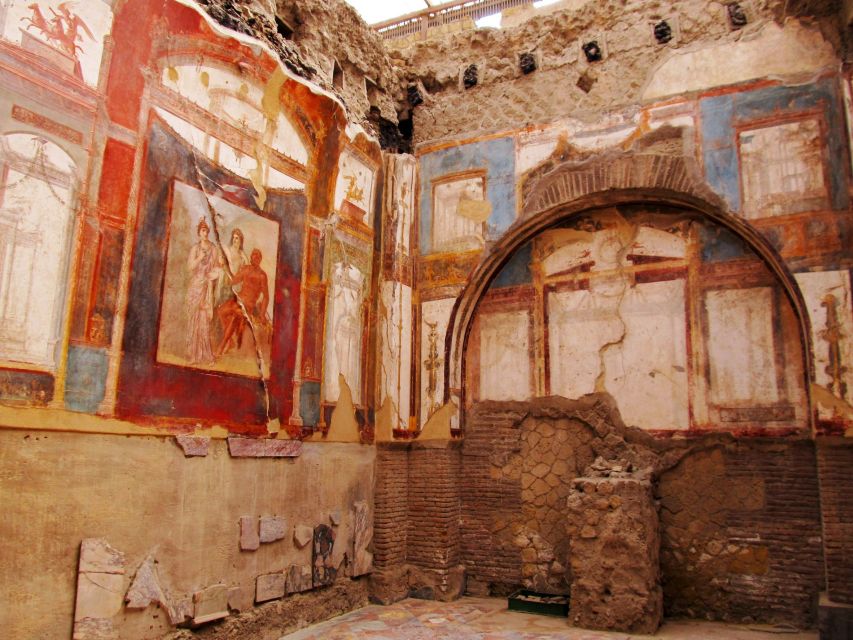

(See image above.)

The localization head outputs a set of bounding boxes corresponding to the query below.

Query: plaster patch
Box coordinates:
[327,375,361,442]
[419,401,456,440]
[643,21,836,101]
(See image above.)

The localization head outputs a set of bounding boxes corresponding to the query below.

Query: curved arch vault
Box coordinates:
[443,132,815,434]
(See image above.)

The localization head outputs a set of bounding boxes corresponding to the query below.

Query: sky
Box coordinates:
[343,0,562,26]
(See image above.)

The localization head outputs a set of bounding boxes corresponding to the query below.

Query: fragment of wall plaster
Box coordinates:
[374,397,395,441]
[812,384,853,433]
[642,20,837,101]
[125,554,188,625]
[294,525,314,549]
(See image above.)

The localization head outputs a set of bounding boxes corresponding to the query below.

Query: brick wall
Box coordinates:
[817,438,853,605]
[724,441,824,623]
[658,441,824,625]
[407,441,462,591]
[461,406,525,594]
[374,443,409,571]
[375,406,830,626]
[372,440,463,598]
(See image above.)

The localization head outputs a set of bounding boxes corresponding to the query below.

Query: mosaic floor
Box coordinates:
[280,597,818,640]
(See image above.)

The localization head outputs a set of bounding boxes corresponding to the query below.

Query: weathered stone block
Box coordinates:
[174,435,210,457]
[240,516,259,551]
[192,584,229,625]
[286,564,313,593]
[566,476,662,634]
[255,573,286,603]
[259,516,286,543]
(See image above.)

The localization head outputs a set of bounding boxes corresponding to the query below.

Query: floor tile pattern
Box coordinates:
[280,597,817,640]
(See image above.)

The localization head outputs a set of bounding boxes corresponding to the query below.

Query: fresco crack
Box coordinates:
[191,152,273,426]
[593,218,639,395]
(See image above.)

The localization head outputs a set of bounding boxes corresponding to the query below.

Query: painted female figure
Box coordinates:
[185,217,221,365]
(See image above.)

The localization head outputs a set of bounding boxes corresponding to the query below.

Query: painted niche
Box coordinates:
[465,205,808,433]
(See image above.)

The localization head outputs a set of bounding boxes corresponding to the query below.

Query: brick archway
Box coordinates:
[442,142,815,430]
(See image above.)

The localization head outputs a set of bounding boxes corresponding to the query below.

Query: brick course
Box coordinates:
[817,439,853,605]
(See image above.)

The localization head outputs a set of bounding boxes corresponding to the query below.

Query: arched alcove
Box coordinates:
[443,134,815,434]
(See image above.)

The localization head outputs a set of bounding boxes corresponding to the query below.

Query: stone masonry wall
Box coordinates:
[566,475,662,634]
[195,0,405,135]
[395,0,842,144]
[463,398,825,627]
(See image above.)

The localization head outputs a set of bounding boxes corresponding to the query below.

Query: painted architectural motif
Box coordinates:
[414,76,851,437]
[0,0,381,433]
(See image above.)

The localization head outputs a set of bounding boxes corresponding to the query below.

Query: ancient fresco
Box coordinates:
[323,262,365,404]
[335,148,376,226]
[0,134,77,369]
[0,0,385,427]
[478,310,531,401]
[739,118,829,219]
[157,181,279,378]
[420,297,455,426]
[796,270,853,421]
[463,207,808,432]
[431,173,487,253]
[2,1,112,86]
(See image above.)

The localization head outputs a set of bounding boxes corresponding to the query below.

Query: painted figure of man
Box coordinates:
[215,248,270,356]
[217,227,249,305]
[185,217,220,364]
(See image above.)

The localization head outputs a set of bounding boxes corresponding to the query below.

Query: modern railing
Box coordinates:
[373,0,537,41]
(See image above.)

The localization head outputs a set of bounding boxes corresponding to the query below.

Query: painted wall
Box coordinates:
[413,46,853,438]
[0,0,385,636]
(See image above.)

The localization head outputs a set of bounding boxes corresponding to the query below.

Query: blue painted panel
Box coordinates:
[64,345,108,413]
[700,95,740,210]
[419,136,516,254]
[699,224,752,263]
[490,241,533,289]
[700,79,850,216]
